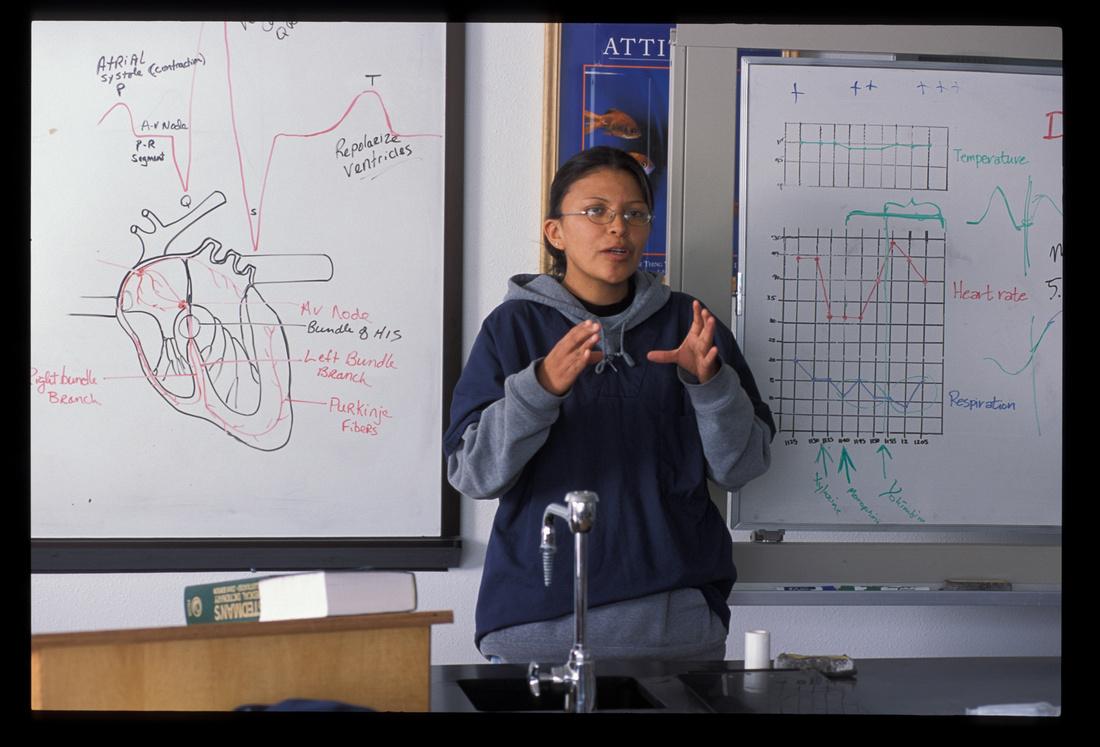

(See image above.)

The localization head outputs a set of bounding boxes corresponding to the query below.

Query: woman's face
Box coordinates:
[544,167,651,305]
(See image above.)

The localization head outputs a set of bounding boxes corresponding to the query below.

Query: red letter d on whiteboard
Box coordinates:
[1043,111,1063,140]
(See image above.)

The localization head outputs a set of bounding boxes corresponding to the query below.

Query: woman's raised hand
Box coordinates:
[646,300,720,384]
[536,320,604,396]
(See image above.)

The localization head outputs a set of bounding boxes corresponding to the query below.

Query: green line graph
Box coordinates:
[845,198,946,234]
[784,122,949,190]
[966,175,1063,277]
[799,139,933,154]
[984,311,1062,436]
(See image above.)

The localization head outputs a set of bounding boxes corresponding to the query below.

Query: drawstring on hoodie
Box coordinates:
[593,321,636,374]
[501,272,671,377]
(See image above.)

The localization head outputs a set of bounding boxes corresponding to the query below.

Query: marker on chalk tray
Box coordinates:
[943,579,1012,591]
[837,584,932,591]
[773,584,933,591]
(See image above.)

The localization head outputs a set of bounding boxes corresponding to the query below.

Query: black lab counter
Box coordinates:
[430,657,1060,715]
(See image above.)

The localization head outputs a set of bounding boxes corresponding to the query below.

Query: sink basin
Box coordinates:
[678,670,866,714]
[457,675,663,712]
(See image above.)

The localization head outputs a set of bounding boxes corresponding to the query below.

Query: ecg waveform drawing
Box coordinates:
[97,21,441,254]
[966,175,1063,276]
[769,227,947,437]
[783,123,949,191]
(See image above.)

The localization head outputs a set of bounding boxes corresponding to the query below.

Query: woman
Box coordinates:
[444,146,775,663]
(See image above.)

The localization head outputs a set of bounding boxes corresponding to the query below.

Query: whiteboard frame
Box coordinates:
[31,23,466,573]
[666,23,1063,583]
[732,56,1062,534]
[664,25,1064,603]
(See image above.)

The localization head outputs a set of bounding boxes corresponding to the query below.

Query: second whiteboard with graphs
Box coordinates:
[736,59,1062,529]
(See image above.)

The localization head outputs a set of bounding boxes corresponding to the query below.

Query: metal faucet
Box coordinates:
[527,490,599,713]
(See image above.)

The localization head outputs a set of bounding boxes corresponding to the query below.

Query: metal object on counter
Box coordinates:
[774,652,857,678]
[528,490,599,713]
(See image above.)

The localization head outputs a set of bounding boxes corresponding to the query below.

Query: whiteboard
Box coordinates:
[31,22,450,539]
[736,59,1062,529]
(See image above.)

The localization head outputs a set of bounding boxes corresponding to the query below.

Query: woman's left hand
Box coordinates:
[647,300,720,384]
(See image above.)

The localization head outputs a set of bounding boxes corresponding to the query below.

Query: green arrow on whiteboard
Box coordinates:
[815,445,834,476]
[838,447,857,484]
[876,444,893,479]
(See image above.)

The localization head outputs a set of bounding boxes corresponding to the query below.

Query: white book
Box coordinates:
[257,571,417,622]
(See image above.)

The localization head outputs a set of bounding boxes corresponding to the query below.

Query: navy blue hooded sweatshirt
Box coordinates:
[444,271,775,646]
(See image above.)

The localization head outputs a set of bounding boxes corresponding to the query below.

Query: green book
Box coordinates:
[183,570,417,625]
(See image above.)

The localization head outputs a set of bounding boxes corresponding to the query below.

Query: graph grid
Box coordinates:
[783,123,950,191]
[770,227,946,437]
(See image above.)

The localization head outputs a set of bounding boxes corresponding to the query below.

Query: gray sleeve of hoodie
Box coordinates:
[678,363,773,491]
[447,358,567,500]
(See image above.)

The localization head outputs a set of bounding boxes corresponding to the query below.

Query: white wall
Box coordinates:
[31,23,1060,664]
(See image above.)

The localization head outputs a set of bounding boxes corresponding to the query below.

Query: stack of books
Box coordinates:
[184,570,417,625]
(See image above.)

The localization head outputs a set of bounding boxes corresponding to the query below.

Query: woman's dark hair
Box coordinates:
[545,146,654,278]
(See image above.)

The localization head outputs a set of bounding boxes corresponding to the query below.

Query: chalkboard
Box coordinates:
[736,59,1062,529]
[31,21,463,567]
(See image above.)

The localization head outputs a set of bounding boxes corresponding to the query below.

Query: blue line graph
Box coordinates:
[792,358,936,415]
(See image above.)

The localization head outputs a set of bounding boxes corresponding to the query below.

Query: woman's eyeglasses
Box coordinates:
[559,206,654,227]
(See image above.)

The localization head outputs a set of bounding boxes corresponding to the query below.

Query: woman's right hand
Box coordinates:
[536,320,604,396]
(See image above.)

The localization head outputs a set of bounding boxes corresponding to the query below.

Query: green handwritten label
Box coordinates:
[813,472,843,515]
[953,148,1029,168]
[847,487,881,524]
[878,479,927,523]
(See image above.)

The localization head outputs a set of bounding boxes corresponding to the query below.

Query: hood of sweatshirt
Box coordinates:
[504,270,671,374]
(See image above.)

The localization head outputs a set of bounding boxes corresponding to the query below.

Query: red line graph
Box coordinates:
[797,239,929,321]
[98,21,442,253]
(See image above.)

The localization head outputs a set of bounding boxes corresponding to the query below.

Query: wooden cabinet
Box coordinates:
[31,610,453,711]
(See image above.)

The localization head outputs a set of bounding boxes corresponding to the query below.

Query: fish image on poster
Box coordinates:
[582,108,642,139]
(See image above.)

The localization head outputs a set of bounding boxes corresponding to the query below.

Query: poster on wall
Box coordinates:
[556,23,673,278]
